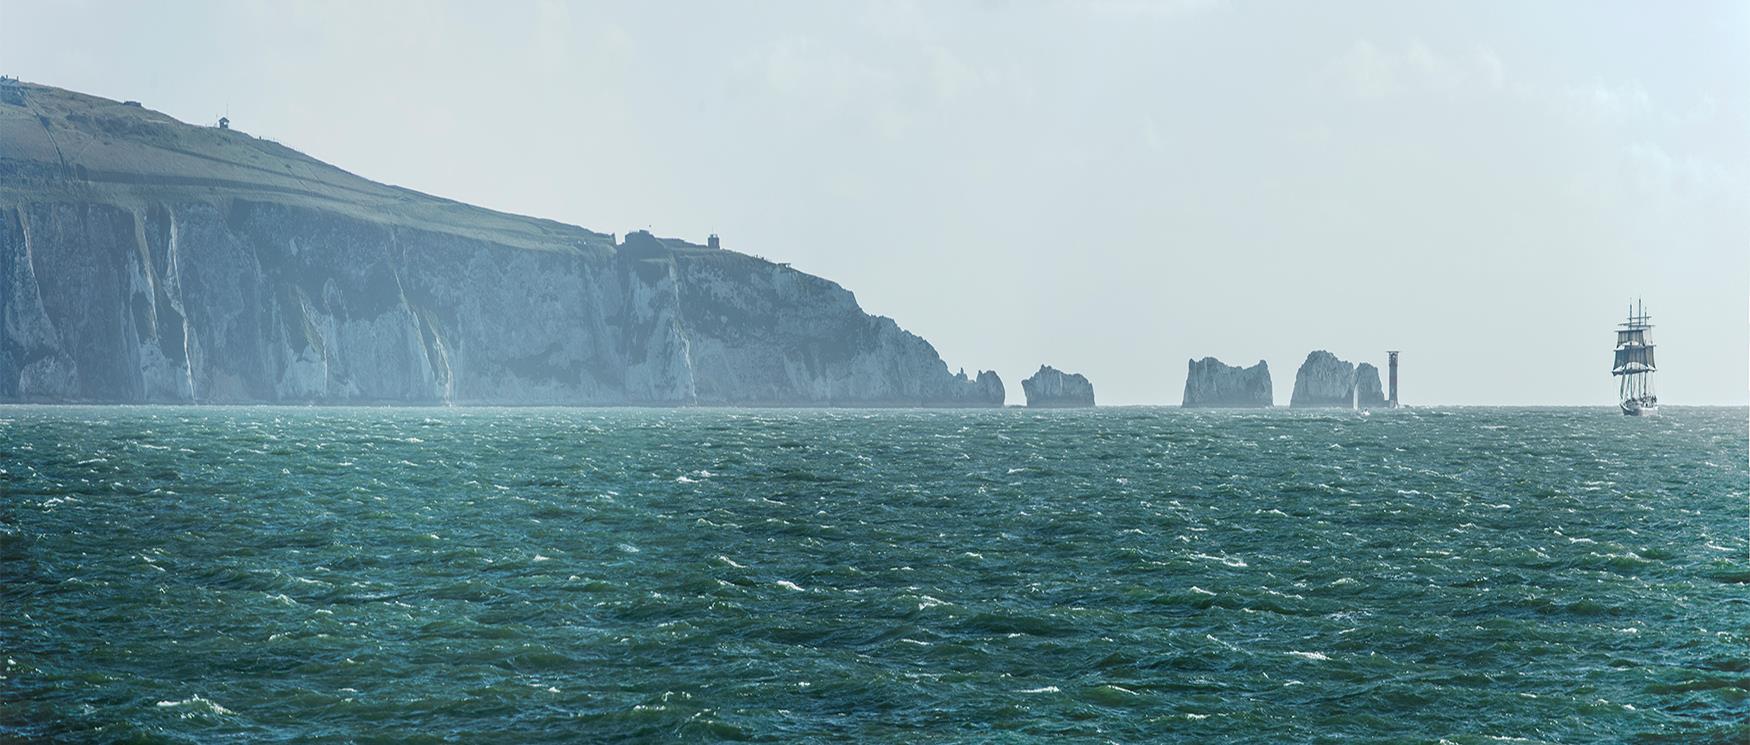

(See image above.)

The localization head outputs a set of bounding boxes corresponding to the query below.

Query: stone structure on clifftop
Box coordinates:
[1021,365,1095,407]
[1290,351,1357,408]
[1355,362,1387,408]
[1181,357,1272,407]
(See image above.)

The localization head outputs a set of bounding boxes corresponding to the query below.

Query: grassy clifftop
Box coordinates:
[0,81,615,255]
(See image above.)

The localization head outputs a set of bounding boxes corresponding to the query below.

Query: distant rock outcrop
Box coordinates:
[1021,365,1094,407]
[1181,357,1272,407]
[1355,362,1387,409]
[1290,351,1357,408]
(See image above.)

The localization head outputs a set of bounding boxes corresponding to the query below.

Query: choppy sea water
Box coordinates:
[2,406,1745,743]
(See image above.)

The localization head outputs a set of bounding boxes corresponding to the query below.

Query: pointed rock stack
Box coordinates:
[1021,365,1095,408]
[1181,357,1272,407]
[1355,363,1388,408]
[1289,351,1357,408]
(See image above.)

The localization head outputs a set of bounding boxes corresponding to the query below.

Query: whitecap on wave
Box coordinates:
[1190,553,1248,568]
[155,695,233,715]
[910,594,951,611]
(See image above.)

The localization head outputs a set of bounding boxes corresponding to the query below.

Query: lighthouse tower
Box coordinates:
[1387,351,1400,408]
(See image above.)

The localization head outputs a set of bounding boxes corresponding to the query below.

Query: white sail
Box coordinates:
[1611,346,1656,373]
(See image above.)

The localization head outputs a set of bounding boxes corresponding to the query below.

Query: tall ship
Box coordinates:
[1612,300,1658,416]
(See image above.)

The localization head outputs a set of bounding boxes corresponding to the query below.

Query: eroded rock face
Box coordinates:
[0,84,1005,406]
[1289,350,1356,408]
[1355,362,1387,409]
[1021,365,1094,407]
[0,201,1007,406]
[1181,357,1272,407]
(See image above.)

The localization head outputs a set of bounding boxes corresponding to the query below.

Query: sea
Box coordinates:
[2,406,1745,743]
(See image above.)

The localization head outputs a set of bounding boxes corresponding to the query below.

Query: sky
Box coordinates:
[1,0,1745,405]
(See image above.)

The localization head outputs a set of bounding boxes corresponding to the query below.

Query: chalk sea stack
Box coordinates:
[1355,362,1387,408]
[0,82,1004,406]
[964,369,1007,406]
[1021,365,1095,408]
[1289,351,1357,407]
[1181,357,1272,407]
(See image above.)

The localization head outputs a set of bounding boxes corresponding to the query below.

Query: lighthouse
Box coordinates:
[1387,350,1400,408]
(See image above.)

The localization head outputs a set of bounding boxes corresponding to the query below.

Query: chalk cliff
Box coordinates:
[1289,351,1356,408]
[1181,357,1272,408]
[0,82,1003,406]
[1021,365,1094,408]
[1355,362,1387,409]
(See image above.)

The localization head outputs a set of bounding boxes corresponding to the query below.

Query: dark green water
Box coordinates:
[2,406,1745,743]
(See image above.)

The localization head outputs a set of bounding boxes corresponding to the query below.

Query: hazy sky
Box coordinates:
[3,0,1745,405]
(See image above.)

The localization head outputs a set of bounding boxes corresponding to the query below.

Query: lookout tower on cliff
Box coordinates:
[0,76,25,106]
[707,233,720,250]
[218,116,230,130]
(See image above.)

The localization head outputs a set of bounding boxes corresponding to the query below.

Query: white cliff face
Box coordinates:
[1021,365,1095,407]
[0,83,1003,406]
[0,202,1002,406]
[673,250,1001,406]
[1,203,75,400]
[1182,357,1272,407]
[1290,350,1357,408]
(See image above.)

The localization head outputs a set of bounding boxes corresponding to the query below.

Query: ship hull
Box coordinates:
[1620,399,1659,416]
